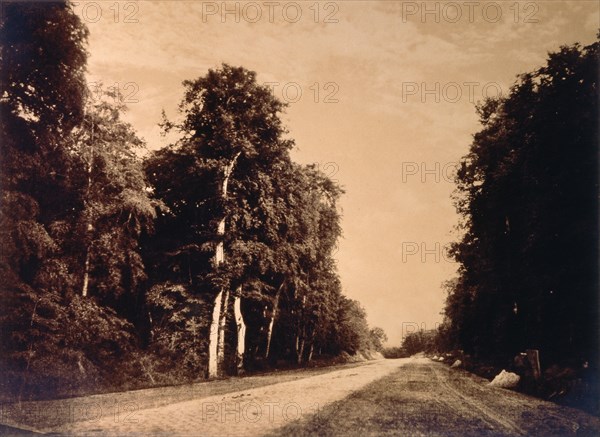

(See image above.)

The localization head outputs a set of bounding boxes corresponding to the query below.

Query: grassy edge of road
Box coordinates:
[0,360,379,432]
[267,360,600,437]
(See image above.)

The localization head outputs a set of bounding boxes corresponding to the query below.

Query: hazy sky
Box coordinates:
[75,0,599,346]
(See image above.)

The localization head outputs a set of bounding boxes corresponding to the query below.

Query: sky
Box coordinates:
[75,0,599,346]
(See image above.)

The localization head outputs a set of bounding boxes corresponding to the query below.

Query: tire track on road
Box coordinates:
[428,362,526,436]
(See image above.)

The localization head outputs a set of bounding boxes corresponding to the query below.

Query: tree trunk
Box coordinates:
[81,243,91,297]
[216,287,229,374]
[207,289,223,378]
[297,337,305,365]
[233,286,246,375]
[81,114,94,297]
[206,152,241,378]
[265,281,284,359]
[81,113,94,297]
[215,219,225,262]
[307,343,314,363]
[305,328,316,363]
[526,349,541,381]
[295,294,306,364]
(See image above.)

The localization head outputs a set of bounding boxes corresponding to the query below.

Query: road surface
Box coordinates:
[2,357,599,436]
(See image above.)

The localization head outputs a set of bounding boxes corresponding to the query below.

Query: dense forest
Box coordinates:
[435,36,599,407]
[0,1,385,401]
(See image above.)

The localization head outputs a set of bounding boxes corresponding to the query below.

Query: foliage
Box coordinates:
[66,86,157,313]
[445,38,599,367]
[1,0,89,399]
[144,64,367,375]
[145,282,210,377]
[327,297,372,355]
[0,2,157,399]
[369,327,388,352]
[1,11,380,397]
[402,329,439,356]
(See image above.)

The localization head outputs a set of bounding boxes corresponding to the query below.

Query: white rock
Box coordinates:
[451,360,462,368]
[489,369,520,388]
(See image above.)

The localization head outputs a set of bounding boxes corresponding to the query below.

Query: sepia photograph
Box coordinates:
[0,0,599,435]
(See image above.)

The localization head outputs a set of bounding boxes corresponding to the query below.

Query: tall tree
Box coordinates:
[66,85,157,319]
[0,0,88,295]
[0,0,89,397]
[256,163,343,365]
[447,38,599,367]
[145,64,293,377]
[369,327,388,352]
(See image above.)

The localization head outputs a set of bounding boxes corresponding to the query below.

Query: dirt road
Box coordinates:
[2,357,600,436]
[272,358,600,436]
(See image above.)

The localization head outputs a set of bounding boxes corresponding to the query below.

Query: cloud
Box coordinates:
[75,0,599,346]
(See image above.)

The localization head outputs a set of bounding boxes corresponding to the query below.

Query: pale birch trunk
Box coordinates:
[216,287,229,374]
[81,115,94,297]
[296,336,305,365]
[206,152,241,378]
[81,243,91,297]
[207,289,223,378]
[295,335,300,361]
[233,286,246,374]
[306,328,316,363]
[307,343,314,363]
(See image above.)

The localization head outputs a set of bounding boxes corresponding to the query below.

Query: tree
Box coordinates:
[329,297,372,355]
[369,327,388,352]
[1,4,159,397]
[402,329,438,356]
[266,164,344,364]
[446,37,599,368]
[0,0,88,298]
[67,86,157,319]
[145,64,294,377]
[145,64,353,375]
[0,0,90,398]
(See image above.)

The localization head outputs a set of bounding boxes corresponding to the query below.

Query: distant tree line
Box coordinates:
[442,37,599,370]
[381,330,437,358]
[0,1,384,400]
